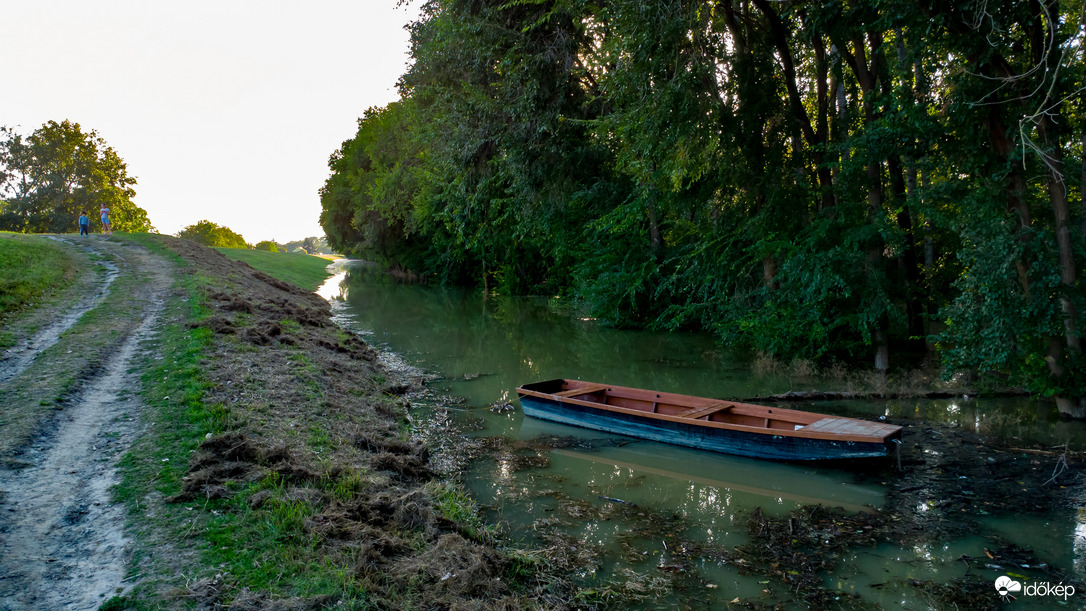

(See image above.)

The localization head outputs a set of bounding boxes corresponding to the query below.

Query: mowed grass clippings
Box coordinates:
[211,246,335,292]
[114,234,580,610]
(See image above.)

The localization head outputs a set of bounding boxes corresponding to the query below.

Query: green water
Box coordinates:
[320,263,1086,608]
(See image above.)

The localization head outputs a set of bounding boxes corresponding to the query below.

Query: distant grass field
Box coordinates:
[0,233,78,317]
[213,247,336,292]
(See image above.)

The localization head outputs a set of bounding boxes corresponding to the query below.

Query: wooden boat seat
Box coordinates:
[677,402,733,419]
[803,417,901,437]
[554,384,610,398]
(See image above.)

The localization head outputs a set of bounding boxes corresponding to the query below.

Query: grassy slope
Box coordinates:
[0,234,596,609]
[0,233,80,348]
[111,235,562,610]
[212,247,335,292]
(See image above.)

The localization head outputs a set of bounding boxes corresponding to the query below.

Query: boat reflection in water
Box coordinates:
[504,415,886,518]
[553,448,880,515]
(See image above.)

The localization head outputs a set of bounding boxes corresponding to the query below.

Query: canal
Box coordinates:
[319,261,1086,609]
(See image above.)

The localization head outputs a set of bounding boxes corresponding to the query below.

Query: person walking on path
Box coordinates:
[99,205,111,235]
[78,212,90,236]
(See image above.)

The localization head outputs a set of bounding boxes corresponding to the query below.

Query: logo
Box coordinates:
[995,575,1075,601]
[994,576,1021,600]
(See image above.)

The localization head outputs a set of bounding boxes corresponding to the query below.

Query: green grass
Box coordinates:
[110,234,550,609]
[213,247,336,292]
[0,242,153,457]
[0,232,78,316]
[109,242,240,607]
[429,481,495,543]
[113,235,377,607]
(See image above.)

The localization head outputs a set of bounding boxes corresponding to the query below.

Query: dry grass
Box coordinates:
[752,351,970,399]
[786,357,817,378]
[751,352,780,376]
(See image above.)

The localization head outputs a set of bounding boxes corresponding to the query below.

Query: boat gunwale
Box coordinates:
[516,381,902,444]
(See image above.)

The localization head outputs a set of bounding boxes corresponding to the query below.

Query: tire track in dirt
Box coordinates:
[0,240,172,610]
[0,238,119,385]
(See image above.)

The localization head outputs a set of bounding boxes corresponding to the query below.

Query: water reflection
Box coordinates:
[322,261,1086,608]
[331,263,797,401]
[1076,510,1086,575]
[315,270,347,301]
[552,447,881,514]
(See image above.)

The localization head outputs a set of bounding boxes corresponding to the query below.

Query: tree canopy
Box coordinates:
[177,220,248,249]
[321,0,1086,412]
[0,120,152,233]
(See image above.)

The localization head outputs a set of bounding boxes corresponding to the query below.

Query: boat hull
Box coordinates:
[519,395,895,461]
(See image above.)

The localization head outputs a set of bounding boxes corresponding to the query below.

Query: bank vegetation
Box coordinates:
[320,0,1086,414]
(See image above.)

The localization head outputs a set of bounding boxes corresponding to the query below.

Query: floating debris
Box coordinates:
[489,401,515,414]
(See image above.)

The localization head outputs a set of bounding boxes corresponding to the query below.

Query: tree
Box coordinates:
[320,0,1086,413]
[320,102,430,266]
[0,120,152,233]
[254,240,280,252]
[177,220,248,249]
[282,236,330,254]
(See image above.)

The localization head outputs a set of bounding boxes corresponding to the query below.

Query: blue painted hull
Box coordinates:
[519,396,893,461]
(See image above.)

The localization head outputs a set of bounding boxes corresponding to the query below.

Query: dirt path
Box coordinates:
[0,239,118,385]
[0,238,173,610]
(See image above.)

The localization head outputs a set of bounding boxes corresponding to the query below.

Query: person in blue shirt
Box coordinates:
[99,206,111,235]
[78,212,90,236]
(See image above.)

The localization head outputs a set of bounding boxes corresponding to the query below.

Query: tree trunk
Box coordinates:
[1038,115,1080,352]
[849,34,892,374]
[874,324,890,380]
[647,203,661,257]
[762,256,779,291]
[890,157,925,342]
[753,0,834,209]
[1037,111,1083,418]
[891,33,926,344]
[1030,0,1083,416]
[722,2,777,289]
[1081,131,1086,240]
[911,41,937,341]
[813,35,835,210]
[481,247,489,298]
[922,170,937,342]
[987,108,1034,293]
[836,81,849,167]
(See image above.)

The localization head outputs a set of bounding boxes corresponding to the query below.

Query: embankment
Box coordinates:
[108,234,578,609]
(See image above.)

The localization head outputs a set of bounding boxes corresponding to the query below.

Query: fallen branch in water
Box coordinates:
[740,388,1029,403]
[598,495,636,506]
[1007,447,1067,456]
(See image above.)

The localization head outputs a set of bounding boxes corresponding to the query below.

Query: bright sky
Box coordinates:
[2,0,420,244]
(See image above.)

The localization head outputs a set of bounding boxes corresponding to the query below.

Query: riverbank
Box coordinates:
[2,233,1084,609]
[212,246,337,292]
[0,233,589,609]
[112,234,594,608]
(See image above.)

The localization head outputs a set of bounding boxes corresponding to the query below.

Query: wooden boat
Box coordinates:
[516,379,903,461]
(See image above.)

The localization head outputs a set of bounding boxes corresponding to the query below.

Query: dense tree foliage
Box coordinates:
[322,0,1086,412]
[0,120,152,233]
[254,240,280,252]
[177,220,248,249]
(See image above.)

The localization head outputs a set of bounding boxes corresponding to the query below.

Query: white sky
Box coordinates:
[2,0,420,244]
